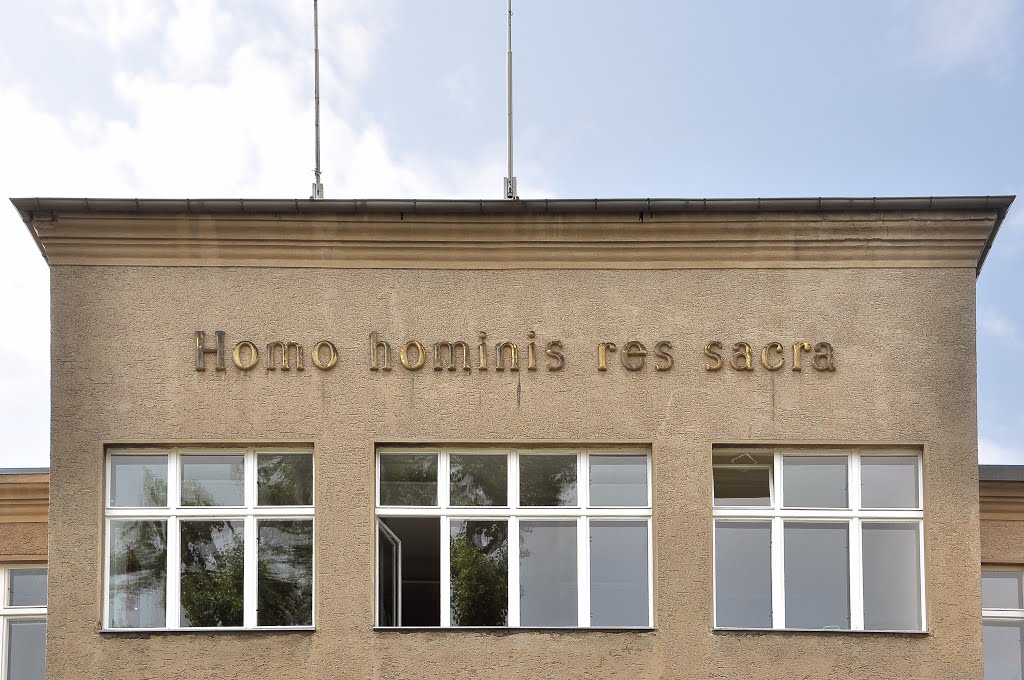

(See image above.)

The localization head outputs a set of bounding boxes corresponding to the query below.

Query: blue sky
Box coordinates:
[0,0,1022,467]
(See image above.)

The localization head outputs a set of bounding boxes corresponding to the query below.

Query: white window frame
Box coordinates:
[103,446,315,631]
[375,446,654,629]
[712,448,925,632]
[982,567,1024,679]
[0,565,47,680]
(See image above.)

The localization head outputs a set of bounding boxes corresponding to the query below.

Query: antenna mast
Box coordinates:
[311,0,324,199]
[504,0,518,200]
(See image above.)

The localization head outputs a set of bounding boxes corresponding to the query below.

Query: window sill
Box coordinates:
[100,626,315,637]
[373,626,655,634]
[713,627,929,636]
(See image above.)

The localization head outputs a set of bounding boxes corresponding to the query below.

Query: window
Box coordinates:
[0,566,47,680]
[375,447,652,628]
[712,449,924,631]
[983,569,1024,679]
[104,448,314,630]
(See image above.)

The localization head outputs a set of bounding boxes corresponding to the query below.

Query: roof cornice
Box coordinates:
[10,195,1014,273]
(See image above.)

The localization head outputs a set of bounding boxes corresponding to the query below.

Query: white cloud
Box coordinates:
[54,0,166,50]
[980,436,1024,465]
[901,0,1017,77]
[979,306,1023,349]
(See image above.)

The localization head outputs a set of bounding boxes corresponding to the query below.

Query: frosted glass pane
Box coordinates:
[983,570,1024,610]
[7,619,45,680]
[589,456,647,507]
[8,568,47,607]
[863,523,921,630]
[861,456,919,508]
[520,521,577,626]
[783,457,847,508]
[590,520,648,626]
[985,621,1024,680]
[784,522,849,629]
[714,521,771,628]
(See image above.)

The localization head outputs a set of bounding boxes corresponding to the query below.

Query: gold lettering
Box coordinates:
[621,341,647,371]
[232,340,259,370]
[654,340,673,371]
[369,332,392,371]
[495,342,519,371]
[598,342,618,371]
[792,341,812,371]
[266,341,304,371]
[545,340,565,371]
[195,330,225,371]
[761,342,784,371]
[400,340,426,370]
[813,342,836,371]
[478,331,488,370]
[731,342,754,371]
[433,341,471,371]
[704,341,723,371]
[526,330,537,371]
[312,340,338,370]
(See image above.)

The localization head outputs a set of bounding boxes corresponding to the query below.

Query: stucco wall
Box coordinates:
[46,264,981,679]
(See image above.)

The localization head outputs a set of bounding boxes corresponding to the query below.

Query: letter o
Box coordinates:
[400,340,426,370]
[312,340,338,370]
[232,341,259,370]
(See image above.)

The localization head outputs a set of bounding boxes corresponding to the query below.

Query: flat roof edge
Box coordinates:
[10,195,1017,219]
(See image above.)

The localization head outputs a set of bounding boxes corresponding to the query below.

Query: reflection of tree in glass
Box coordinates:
[110,520,167,628]
[181,480,216,506]
[141,468,167,506]
[519,456,577,506]
[257,521,313,626]
[180,521,244,627]
[450,520,508,626]
[258,455,313,506]
[380,455,437,505]
[450,456,507,506]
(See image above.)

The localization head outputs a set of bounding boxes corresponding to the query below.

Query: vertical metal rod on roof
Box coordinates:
[311,0,324,199]
[504,0,518,200]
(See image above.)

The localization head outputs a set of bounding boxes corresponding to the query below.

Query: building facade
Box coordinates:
[11,195,1015,678]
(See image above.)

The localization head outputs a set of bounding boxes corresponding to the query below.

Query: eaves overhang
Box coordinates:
[10,195,1015,274]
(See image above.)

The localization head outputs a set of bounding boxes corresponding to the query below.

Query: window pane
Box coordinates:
[784,522,849,629]
[590,520,649,626]
[181,455,244,506]
[863,523,921,630]
[450,520,508,626]
[258,453,313,506]
[379,454,438,506]
[450,454,507,506]
[519,454,577,506]
[713,467,771,507]
[983,570,1024,610]
[783,456,848,508]
[985,620,1024,680]
[589,456,648,507]
[110,455,167,507]
[180,520,244,627]
[714,521,772,628]
[520,521,577,626]
[6,619,45,680]
[108,519,167,628]
[8,568,47,607]
[861,456,919,508]
[258,520,313,626]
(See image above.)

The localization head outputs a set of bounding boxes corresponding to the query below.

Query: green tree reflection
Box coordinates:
[450,520,508,626]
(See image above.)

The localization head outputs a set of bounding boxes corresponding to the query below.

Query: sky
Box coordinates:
[1,0,1023,468]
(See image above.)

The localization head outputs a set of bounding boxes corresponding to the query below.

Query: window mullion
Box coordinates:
[771,515,785,629]
[508,515,520,627]
[849,518,864,630]
[579,516,590,627]
[244,515,257,628]
[440,515,451,627]
[167,515,180,629]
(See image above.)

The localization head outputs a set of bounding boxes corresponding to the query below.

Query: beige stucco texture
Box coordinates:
[45,261,981,679]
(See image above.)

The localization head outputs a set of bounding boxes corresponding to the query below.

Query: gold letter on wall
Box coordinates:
[761,342,784,371]
[312,340,338,370]
[232,341,259,370]
[730,342,754,371]
[704,341,723,371]
[195,330,226,371]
